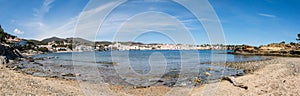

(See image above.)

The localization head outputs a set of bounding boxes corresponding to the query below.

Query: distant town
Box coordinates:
[16,37,239,54]
[1,25,239,55]
[1,25,300,56]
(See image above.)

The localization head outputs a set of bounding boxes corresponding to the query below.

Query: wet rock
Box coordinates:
[162,71,180,79]
[0,44,23,60]
[59,64,63,67]
[157,80,164,83]
[35,57,44,60]
[207,68,214,71]
[61,73,75,77]
[11,66,23,70]
[33,62,43,66]
[47,56,58,59]
[236,72,244,76]
[163,81,176,87]
[133,85,149,89]
[27,57,35,62]
[50,75,58,78]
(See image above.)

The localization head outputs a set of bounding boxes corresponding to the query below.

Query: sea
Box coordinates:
[32,50,265,87]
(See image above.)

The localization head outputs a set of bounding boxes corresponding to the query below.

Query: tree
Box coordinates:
[0,25,3,33]
[297,33,300,41]
[0,31,7,43]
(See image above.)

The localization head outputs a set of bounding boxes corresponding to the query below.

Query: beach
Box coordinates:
[1,0,299,95]
[1,57,299,96]
[0,63,83,95]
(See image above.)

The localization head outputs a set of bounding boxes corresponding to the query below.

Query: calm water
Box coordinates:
[33,50,265,86]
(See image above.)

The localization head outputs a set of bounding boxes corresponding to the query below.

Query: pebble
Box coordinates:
[205,72,211,76]
[207,68,213,71]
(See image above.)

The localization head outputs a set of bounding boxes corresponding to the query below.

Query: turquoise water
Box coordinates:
[33,50,265,86]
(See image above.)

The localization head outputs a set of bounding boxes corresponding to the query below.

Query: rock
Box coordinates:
[11,66,23,70]
[27,57,35,62]
[33,62,43,66]
[205,72,211,76]
[179,82,187,86]
[157,80,164,82]
[236,72,244,76]
[61,73,75,77]
[0,44,23,60]
[207,68,214,71]
[133,86,149,89]
[35,57,44,60]
[196,78,202,83]
[8,60,15,64]
[75,73,81,76]
[231,43,300,57]
[50,75,58,78]
[0,56,7,64]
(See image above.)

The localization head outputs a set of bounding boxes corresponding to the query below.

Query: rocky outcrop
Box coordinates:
[0,44,23,62]
[231,43,300,57]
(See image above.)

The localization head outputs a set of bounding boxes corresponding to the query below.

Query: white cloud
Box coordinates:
[13,28,24,34]
[258,13,276,18]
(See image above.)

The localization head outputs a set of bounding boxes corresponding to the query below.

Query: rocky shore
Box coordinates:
[1,54,299,95]
[201,58,277,74]
[230,42,300,57]
[0,44,23,62]
[0,41,299,95]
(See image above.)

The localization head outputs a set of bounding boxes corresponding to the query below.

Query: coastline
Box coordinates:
[0,63,83,95]
[228,52,300,57]
[1,54,299,95]
[191,57,300,96]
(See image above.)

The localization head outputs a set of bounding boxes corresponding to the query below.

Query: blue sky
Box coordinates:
[0,0,299,46]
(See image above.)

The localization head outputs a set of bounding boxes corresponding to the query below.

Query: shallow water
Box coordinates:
[31,50,265,87]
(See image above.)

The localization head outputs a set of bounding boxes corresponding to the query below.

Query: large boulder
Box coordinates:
[0,44,23,61]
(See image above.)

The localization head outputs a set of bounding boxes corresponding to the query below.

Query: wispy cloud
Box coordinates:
[21,0,204,41]
[19,0,55,39]
[35,0,123,40]
[110,12,196,44]
[13,28,24,34]
[34,0,55,19]
[258,13,276,18]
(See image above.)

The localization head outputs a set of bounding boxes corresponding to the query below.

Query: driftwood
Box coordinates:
[222,76,248,90]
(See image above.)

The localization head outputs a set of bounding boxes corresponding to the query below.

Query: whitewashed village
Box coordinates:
[34,37,233,52]
[5,34,300,56]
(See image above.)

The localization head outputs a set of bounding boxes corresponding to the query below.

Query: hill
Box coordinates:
[66,37,94,46]
[41,37,66,43]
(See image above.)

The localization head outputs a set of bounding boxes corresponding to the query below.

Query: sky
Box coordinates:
[0,0,299,46]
